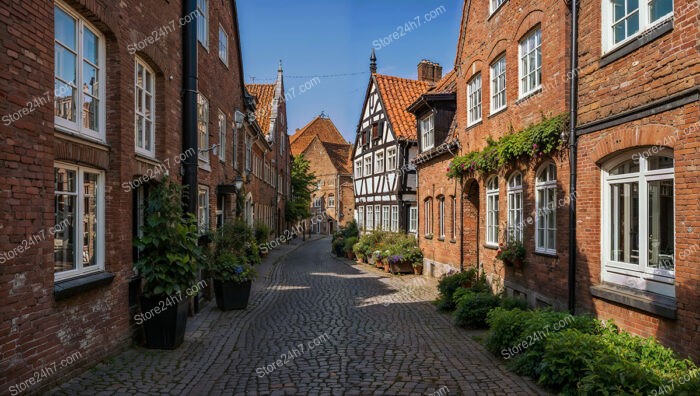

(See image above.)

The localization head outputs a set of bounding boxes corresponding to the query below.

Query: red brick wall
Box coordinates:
[449,0,571,306]
[575,0,700,360]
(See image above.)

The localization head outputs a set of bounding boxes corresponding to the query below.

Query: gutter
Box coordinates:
[568,0,579,315]
[182,0,198,215]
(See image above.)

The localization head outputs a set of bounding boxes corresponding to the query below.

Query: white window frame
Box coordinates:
[358,206,365,230]
[490,56,507,114]
[198,186,210,234]
[467,73,482,126]
[601,0,674,53]
[420,114,435,151]
[535,163,557,254]
[218,110,226,162]
[245,133,252,172]
[387,148,397,171]
[424,199,433,236]
[486,177,500,246]
[375,205,381,231]
[438,196,445,238]
[53,163,105,281]
[375,150,385,173]
[197,0,208,48]
[328,195,335,208]
[198,94,209,163]
[391,205,399,232]
[490,0,507,15]
[451,196,457,240]
[602,151,675,297]
[381,206,389,230]
[364,155,372,176]
[507,173,524,242]
[366,205,374,230]
[355,159,363,178]
[134,58,156,157]
[218,25,228,65]
[54,2,106,141]
[409,206,418,233]
[519,28,542,98]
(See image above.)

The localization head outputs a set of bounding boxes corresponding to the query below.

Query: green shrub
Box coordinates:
[332,236,345,257]
[253,221,271,245]
[499,296,529,311]
[453,291,501,328]
[341,220,359,239]
[436,269,477,311]
[343,236,358,254]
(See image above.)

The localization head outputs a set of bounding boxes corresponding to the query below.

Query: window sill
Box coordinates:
[54,271,115,301]
[483,244,499,250]
[488,106,508,118]
[424,235,434,240]
[437,236,445,241]
[515,88,543,105]
[600,18,673,68]
[534,250,558,258]
[590,282,677,320]
[466,120,482,131]
[449,239,457,244]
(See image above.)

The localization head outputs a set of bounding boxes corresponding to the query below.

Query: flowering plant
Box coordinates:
[210,251,257,283]
[495,240,526,266]
[387,255,404,265]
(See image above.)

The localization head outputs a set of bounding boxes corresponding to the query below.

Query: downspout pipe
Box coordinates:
[567,0,579,315]
[459,175,464,272]
[182,0,198,215]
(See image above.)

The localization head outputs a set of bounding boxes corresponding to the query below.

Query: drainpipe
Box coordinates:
[182,0,198,215]
[567,0,579,315]
[459,175,464,272]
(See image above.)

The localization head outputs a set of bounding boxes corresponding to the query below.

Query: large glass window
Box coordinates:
[603,151,674,296]
[519,29,542,97]
[366,205,374,230]
[218,110,226,162]
[382,206,390,230]
[421,114,435,150]
[535,163,557,253]
[603,0,674,50]
[218,26,228,65]
[54,164,104,280]
[54,4,105,140]
[490,56,507,113]
[508,173,524,242]
[364,155,372,176]
[355,159,363,178]
[409,206,418,233]
[424,199,433,236]
[486,176,500,245]
[198,94,209,162]
[468,74,482,125]
[197,0,208,48]
[358,206,365,230]
[491,0,507,14]
[387,148,397,171]
[391,205,399,232]
[134,58,155,156]
[198,186,209,234]
[438,196,445,238]
[375,151,385,173]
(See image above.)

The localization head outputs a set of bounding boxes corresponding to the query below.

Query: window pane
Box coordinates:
[649,0,673,21]
[613,0,626,21]
[82,95,99,131]
[83,62,99,97]
[610,159,640,175]
[83,28,99,65]
[54,194,76,272]
[648,156,673,170]
[55,167,76,192]
[627,11,640,36]
[55,7,76,49]
[55,44,77,83]
[647,179,674,270]
[83,173,99,267]
[610,182,639,264]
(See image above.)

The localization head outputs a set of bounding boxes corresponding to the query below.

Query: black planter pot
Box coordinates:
[139,294,188,350]
[214,279,252,311]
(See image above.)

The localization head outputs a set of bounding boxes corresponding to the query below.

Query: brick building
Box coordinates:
[574,0,699,360]
[0,0,279,391]
[290,115,354,234]
[247,62,292,236]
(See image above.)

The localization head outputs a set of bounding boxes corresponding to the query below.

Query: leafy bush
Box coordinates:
[207,220,260,281]
[332,236,345,257]
[435,268,480,312]
[134,179,201,298]
[341,220,359,239]
[499,296,529,311]
[254,221,271,246]
[209,251,257,283]
[343,236,358,254]
[453,291,501,328]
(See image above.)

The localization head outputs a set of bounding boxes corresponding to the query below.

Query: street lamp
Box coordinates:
[234,175,244,192]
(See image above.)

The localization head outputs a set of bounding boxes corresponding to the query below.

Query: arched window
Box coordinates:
[437,195,446,239]
[602,150,674,297]
[507,173,523,242]
[486,176,499,245]
[535,163,557,254]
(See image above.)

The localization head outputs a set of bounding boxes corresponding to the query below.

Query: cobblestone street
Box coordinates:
[50,237,545,395]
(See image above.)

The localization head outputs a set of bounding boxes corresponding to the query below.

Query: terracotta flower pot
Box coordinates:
[413,266,423,275]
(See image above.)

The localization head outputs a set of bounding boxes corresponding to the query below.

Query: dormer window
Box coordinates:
[420,114,435,151]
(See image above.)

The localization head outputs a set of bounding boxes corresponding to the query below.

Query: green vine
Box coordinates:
[447,113,569,178]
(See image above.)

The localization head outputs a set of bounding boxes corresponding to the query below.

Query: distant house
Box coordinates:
[290,114,354,234]
[352,51,439,234]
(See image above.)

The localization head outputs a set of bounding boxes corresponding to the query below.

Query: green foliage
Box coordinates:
[495,240,526,264]
[209,251,257,283]
[286,154,317,222]
[253,221,271,246]
[353,231,422,265]
[332,237,345,257]
[134,179,201,298]
[499,296,529,311]
[435,268,481,312]
[453,291,501,328]
[343,236,358,254]
[447,113,568,178]
[341,220,359,239]
[207,219,260,282]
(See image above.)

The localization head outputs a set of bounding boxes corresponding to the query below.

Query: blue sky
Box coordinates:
[237,0,462,142]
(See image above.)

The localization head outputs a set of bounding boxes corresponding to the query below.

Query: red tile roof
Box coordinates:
[290,116,349,157]
[323,142,353,174]
[246,84,276,133]
[374,74,432,140]
[429,69,457,94]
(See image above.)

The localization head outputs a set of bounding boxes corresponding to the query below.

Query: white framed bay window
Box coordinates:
[602,151,675,296]
[486,176,500,246]
[54,163,105,281]
[135,58,155,156]
[602,0,674,52]
[54,2,106,141]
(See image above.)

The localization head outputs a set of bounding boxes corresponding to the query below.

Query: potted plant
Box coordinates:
[134,179,201,350]
[496,240,526,268]
[254,222,271,258]
[412,262,423,275]
[208,220,258,310]
[373,250,384,269]
[344,236,358,260]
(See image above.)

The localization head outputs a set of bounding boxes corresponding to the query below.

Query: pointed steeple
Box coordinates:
[370,49,377,74]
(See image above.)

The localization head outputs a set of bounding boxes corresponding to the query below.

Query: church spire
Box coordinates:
[370,49,377,74]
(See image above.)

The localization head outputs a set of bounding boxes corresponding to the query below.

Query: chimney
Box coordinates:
[417,60,442,83]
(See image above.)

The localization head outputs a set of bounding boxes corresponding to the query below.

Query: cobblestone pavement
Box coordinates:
[49,237,547,395]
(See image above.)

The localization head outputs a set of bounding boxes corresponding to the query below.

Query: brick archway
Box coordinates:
[590,124,677,164]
